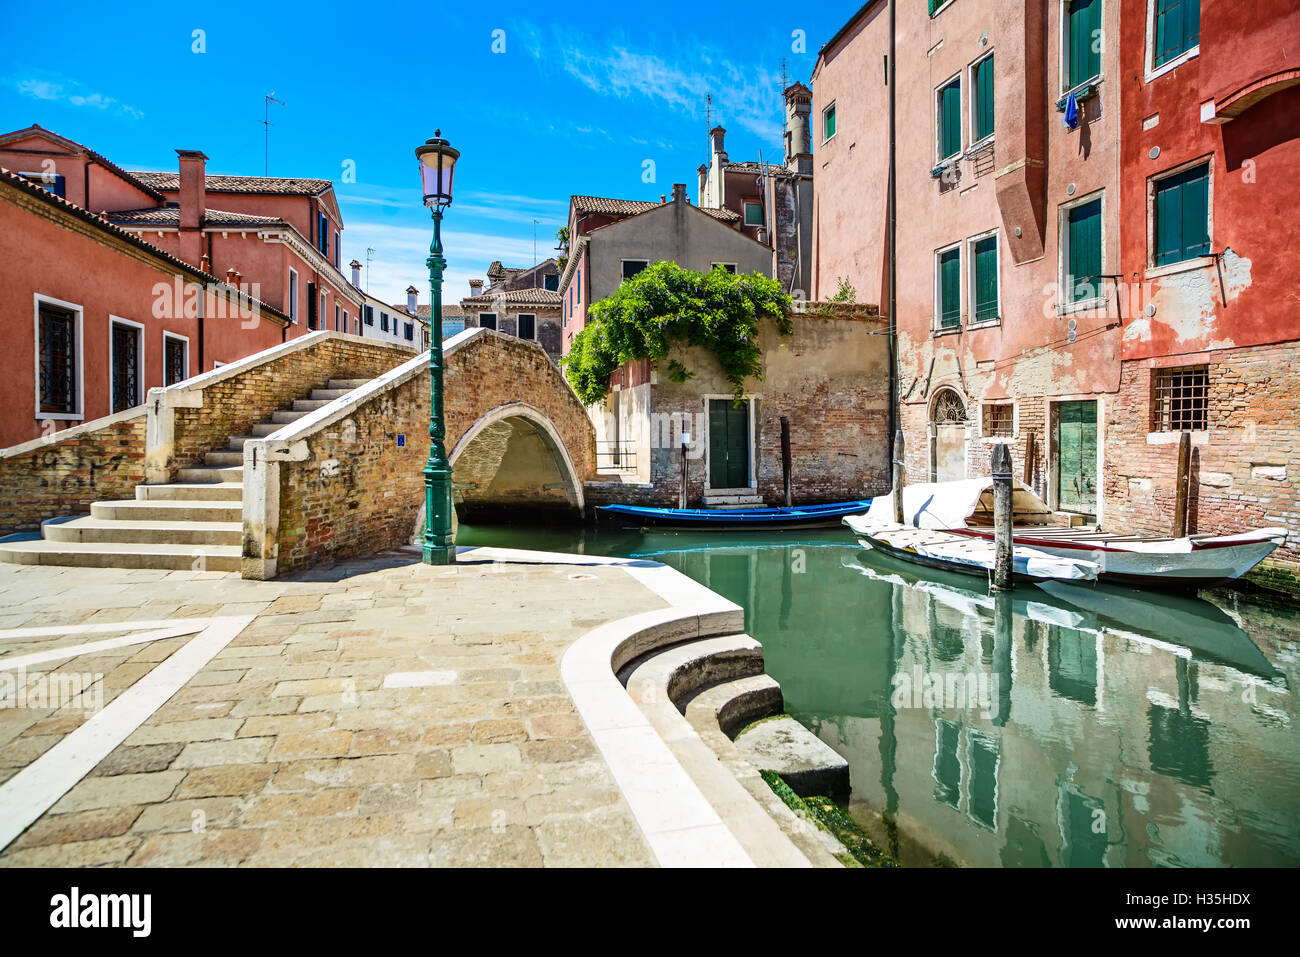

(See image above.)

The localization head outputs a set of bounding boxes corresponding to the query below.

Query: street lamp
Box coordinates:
[416,130,459,565]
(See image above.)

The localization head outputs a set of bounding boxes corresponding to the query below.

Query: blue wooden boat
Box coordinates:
[596,500,873,530]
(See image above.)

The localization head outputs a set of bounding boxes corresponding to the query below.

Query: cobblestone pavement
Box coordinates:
[0,549,670,866]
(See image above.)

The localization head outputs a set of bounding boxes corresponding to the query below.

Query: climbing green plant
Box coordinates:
[562,262,792,405]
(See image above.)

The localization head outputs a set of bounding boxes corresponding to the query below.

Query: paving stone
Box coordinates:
[175,764,276,799]
[92,743,184,777]
[11,806,143,849]
[53,771,185,813]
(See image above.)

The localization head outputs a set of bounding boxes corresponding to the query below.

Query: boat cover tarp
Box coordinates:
[865,479,1053,530]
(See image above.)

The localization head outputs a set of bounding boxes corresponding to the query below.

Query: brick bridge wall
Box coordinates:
[251,329,595,577]
[0,410,146,532]
[158,332,415,478]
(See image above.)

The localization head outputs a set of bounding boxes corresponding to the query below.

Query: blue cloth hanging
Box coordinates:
[1064,92,1080,131]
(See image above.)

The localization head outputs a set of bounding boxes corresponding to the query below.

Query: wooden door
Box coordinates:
[1055,400,1097,512]
[708,399,750,489]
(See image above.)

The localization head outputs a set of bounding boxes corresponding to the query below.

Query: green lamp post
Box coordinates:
[416,130,459,565]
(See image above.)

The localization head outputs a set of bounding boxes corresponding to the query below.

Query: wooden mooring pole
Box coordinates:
[992,442,1014,591]
[1023,430,1036,486]
[679,429,690,510]
[780,416,792,508]
[892,429,906,525]
[1173,430,1191,537]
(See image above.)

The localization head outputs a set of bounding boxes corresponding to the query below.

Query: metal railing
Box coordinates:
[595,439,638,473]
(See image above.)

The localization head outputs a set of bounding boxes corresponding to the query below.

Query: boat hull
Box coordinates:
[596,500,874,531]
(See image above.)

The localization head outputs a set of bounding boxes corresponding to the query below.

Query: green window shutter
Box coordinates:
[1068,0,1101,88]
[974,56,994,141]
[928,0,940,13]
[1154,164,1210,265]
[1067,199,1102,302]
[939,248,961,327]
[939,80,961,158]
[824,106,836,140]
[1155,0,1200,67]
[973,236,998,321]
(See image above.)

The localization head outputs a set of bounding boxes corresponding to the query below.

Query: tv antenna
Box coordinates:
[365,246,375,293]
[263,93,284,176]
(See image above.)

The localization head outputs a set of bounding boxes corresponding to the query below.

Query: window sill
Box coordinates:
[36,413,84,422]
[980,434,1016,444]
[1055,77,1103,111]
[1145,255,1215,281]
[965,136,994,157]
[1059,297,1106,316]
[930,157,961,178]
[1145,46,1199,84]
[1147,430,1208,446]
[932,324,962,338]
[966,317,1001,330]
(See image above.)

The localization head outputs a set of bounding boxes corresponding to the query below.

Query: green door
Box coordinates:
[1055,400,1097,513]
[709,399,751,489]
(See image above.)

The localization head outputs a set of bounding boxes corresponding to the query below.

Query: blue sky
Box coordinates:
[0,0,851,304]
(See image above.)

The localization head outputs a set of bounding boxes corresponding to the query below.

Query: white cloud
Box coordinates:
[13,75,143,119]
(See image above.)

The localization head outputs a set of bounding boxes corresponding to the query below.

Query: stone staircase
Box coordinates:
[702,487,765,509]
[0,379,371,572]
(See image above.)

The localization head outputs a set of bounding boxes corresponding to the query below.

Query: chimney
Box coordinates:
[350,259,363,289]
[671,183,687,204]
[783,82,813,173]
[176,149,208,267]
[225,267,238,286]
[660,194,666,203]
[469,279,484,296]
[709,126,727,163]
[406,284,418,314]
[200,253,211,274]
[697,163,708,205]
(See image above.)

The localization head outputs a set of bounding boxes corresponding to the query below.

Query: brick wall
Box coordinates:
[268,331,595,575]
[167,335,414,473]
[0,412,145,532]
[1105,345,1300,565]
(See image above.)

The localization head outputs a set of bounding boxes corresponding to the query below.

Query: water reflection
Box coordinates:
[458,522,1300,867]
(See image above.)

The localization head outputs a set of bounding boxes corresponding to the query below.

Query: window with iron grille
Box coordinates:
[983,403,1014,437]
[164,335,187,385]
[1151,365,1208,432]
[38,303,77,415]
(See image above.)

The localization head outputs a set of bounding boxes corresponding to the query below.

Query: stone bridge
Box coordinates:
[243,328,597,577]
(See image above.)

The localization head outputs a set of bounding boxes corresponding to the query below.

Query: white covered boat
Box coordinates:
[860,479,1285,589]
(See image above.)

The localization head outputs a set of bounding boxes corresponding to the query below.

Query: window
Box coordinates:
[404,322,414,342]
[342,310,349,334]
[163,333,189,386]
[479,312,497,331]
[822,102,836,141]
[711,262,737,274]
[971,54,995,143]
[744,202,764,226]
[37,299,80,417]
[1063,196,1103,304]
[334,230,340,269]
[621,260,648,281]
[306,281,318,329]
[317,212,329,256]
[1153,0,1199,68]
[334,303,341,332]
[544,273,559,291]
[1065,0,1102,90]
[380,311,389,332]
[288,269,299,323]
[1152,365,1208,432]
[19,171,65,198]
[576,270,581,304]
[1153,162,1210,266]
[936,245,962,329]
[970,232,999,322]
[937,76,962,161]
[983,403,1014,438]
[320,292,327,333]
[517,314,536,340]
[109,318,144,413]
[364,305,374,326]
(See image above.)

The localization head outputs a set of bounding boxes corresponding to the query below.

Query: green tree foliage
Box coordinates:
[562,262,792,405]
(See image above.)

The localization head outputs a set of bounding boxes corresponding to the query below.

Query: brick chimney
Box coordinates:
[696,163,708,205]
[176,150,207,267]
[406,284,418,314]
[350,259,362,289]
[469,279,484,296]
[225,267,238,285]
[671,183,687,204]
[709,126,727,163]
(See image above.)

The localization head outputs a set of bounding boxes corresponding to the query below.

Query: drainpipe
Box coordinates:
[887,0,899,465]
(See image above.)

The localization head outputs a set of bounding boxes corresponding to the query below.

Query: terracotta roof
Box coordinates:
[417,304,465,319]
[722,161,778,175]
[461,287,561,307]
[0,125,165,202]
[105,207,286,228]
[571,194,741,223]
[129,171,333,196]
[0,167,288,324]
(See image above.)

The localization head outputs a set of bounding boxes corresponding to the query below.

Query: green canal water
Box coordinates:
[459,520,1300,867]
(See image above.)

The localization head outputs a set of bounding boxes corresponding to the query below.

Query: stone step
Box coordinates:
[92,499,243,523]
[310,388,350,401]
[733,715,850,801]
[681,673,785,740]
[204,451,244,467]
[136,482,243,503]
[291,398,333,412]
[0,539,241,572]
[227,435,258,450]
[618,633,764,706]
[250,423,283,437]
[328,379,370,390]
[270,409,311,424]
[175,466,242,483]
[703,501,766,510]
[42,516,242,547]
